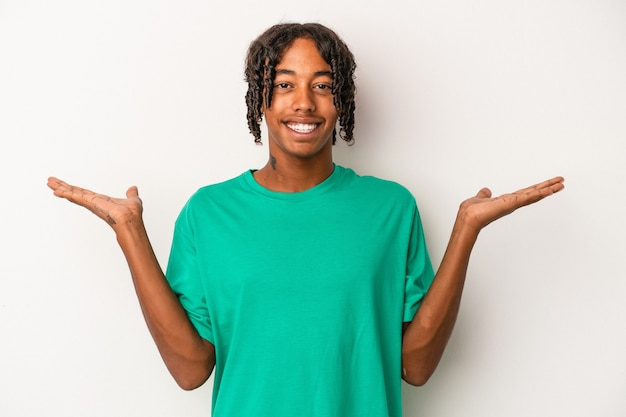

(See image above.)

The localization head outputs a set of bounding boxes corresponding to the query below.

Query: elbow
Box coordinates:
[166,341,216,391]
[173,370,212,391]
[168,358,214,391]
[402,368,431,387]
[401,357,433,386]
[177,380,204,391]
[402,325,449,387]
[401,344,439,387]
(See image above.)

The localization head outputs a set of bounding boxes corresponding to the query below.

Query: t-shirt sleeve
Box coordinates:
[165,202,214,343]
[403,203,435,322]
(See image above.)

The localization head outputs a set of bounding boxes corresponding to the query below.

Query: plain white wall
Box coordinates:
[1,0,625,416]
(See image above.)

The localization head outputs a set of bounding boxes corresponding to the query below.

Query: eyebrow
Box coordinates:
[275,68,333,77]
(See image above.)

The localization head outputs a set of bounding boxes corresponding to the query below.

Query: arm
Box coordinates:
[47,177,215,390]
[401,176,565,386]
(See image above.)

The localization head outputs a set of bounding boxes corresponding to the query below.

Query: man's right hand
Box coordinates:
[47,176,215,389]
[47,177,144,232]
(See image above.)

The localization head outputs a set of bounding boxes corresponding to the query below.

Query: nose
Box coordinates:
[291,86,316,113]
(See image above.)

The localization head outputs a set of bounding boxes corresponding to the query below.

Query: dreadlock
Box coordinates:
[244,22,357,145]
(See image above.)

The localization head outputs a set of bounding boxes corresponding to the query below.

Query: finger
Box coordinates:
[534,176,565,194]
[47,176,60,190]
[47,176,72,193]
[544,176,566,194]
[47,177,80,198]
[475,187,492,199]
[504,177,565,210]
[514,176,565,196]
[126,186,139,199]
[48,177,103,209]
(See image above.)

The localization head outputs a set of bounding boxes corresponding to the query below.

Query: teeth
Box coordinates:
[288,123,317,133]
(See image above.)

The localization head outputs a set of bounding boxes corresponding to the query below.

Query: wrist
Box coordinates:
[114,217,148,246]
[451,212,481,245]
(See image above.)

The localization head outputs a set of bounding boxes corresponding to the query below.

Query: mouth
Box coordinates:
[286,122,319,134]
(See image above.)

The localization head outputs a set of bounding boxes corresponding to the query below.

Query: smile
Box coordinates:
[286,122,318,134]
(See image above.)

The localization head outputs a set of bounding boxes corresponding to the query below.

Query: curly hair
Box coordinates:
[244,22,357,145]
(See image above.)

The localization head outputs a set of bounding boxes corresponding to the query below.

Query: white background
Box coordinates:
[1,0,625,416]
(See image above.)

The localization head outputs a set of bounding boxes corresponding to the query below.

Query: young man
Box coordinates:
[47,23,564,417]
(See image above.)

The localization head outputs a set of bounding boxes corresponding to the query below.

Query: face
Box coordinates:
[262,37,338,162]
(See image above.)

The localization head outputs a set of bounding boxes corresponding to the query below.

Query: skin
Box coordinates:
[46,179,216,390]
[253,38,337,192]
[47,36,565,390]
[400,177,564,385]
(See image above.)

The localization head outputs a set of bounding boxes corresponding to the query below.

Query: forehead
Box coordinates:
[276,38,331,72]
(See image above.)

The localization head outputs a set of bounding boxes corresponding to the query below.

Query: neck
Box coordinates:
[253,154,334,193]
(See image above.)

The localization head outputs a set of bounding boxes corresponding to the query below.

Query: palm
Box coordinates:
[459,176,565,231]
[47,177,143,230]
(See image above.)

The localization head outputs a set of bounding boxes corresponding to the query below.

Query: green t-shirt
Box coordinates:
[166,165,434,417]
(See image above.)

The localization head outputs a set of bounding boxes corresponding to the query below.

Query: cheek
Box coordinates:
[328,108,339,124]
[323,98,339,119]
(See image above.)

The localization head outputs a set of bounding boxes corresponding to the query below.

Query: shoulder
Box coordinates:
[188,172,248,201]
[336,165,416,204]
[177,172,250,218]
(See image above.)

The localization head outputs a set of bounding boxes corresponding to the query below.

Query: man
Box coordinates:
[48,22,564,417]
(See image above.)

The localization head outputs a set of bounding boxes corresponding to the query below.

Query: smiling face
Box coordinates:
[262,37,338,163]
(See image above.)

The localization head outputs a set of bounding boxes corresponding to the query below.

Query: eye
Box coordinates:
[314,83,333,92]
[274,82,291,89]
